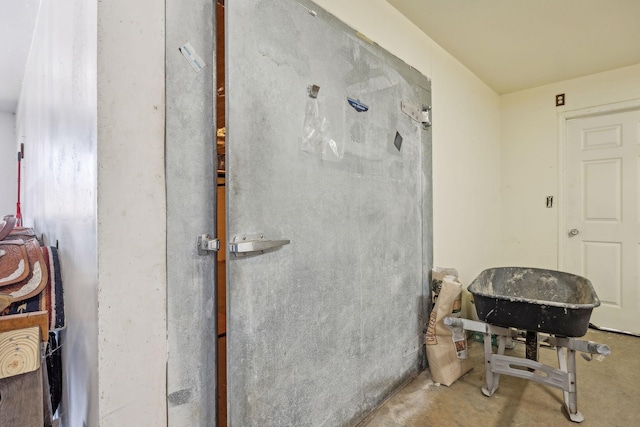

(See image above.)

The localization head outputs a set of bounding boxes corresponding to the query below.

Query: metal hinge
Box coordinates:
[401,101,432,128]
[197,234,220,255]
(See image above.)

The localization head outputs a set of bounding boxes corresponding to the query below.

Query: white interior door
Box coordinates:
[565,109,640,334]
[226,0,432,425]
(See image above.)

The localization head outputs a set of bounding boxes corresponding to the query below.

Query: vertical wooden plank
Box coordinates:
[0,368,44,427]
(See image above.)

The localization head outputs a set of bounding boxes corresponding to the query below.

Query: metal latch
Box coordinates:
[401,101,432,128]
[229,233,290,257]
[197,234,220,255]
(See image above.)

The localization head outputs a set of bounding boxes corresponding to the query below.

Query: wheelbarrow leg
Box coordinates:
[482,332,505,397]
[557,346,584,423]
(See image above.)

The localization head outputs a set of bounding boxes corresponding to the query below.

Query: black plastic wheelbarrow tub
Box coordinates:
[468,267,600,337]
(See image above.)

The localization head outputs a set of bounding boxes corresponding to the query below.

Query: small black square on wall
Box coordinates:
[556,94,565,106]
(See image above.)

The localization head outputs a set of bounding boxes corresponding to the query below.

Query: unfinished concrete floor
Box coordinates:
[360,329,639,426]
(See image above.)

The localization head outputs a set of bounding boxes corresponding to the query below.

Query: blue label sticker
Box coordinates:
[347,97,369,112]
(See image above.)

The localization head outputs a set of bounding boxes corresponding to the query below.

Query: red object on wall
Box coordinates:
[16,149,22,227]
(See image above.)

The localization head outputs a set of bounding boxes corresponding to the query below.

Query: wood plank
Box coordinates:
[216,1,225,129]
[217,335,227,427]
[0,326,41,379]
[217,185,226,262]
[0,311,49,342]
[0,367,44,427]
[217,312,226,337]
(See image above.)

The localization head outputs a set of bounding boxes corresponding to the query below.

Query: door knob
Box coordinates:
[569,229,580,237]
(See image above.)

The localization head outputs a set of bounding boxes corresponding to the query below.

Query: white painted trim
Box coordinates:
[557,97,640,270]
[557,112,568,270]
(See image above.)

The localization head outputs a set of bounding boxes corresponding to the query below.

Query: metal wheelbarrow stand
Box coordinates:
[445,317,611,423]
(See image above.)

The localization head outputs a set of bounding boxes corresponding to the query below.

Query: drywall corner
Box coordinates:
[96,0,167,425]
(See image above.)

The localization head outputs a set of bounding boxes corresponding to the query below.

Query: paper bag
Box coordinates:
[425,275,472,386]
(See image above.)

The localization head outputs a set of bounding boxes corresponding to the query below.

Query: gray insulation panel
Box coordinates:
[165,0,217,425]
[227,0,433,425]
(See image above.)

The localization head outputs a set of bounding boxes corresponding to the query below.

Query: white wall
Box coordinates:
[17,0,98,425]
[0,112,17,215]
[96,0,167,425]
[18,0,167,426]
[98,0,167,427]
[501,63,640,268]
[314,0,503,287]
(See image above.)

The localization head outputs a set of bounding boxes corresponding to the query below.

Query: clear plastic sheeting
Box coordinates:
[302,88,345,161]
[299,35,424,182]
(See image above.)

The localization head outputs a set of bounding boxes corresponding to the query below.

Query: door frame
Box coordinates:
[165,0,218,425]
[557,98,640,270]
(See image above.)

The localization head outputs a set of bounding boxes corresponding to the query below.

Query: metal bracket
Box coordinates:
[401,101,432,128]
[197,234,220,255]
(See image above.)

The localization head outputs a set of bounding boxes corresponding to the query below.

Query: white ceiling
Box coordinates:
[0,0,40,113]
[1,1,639,112]
[386,0,640,94]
